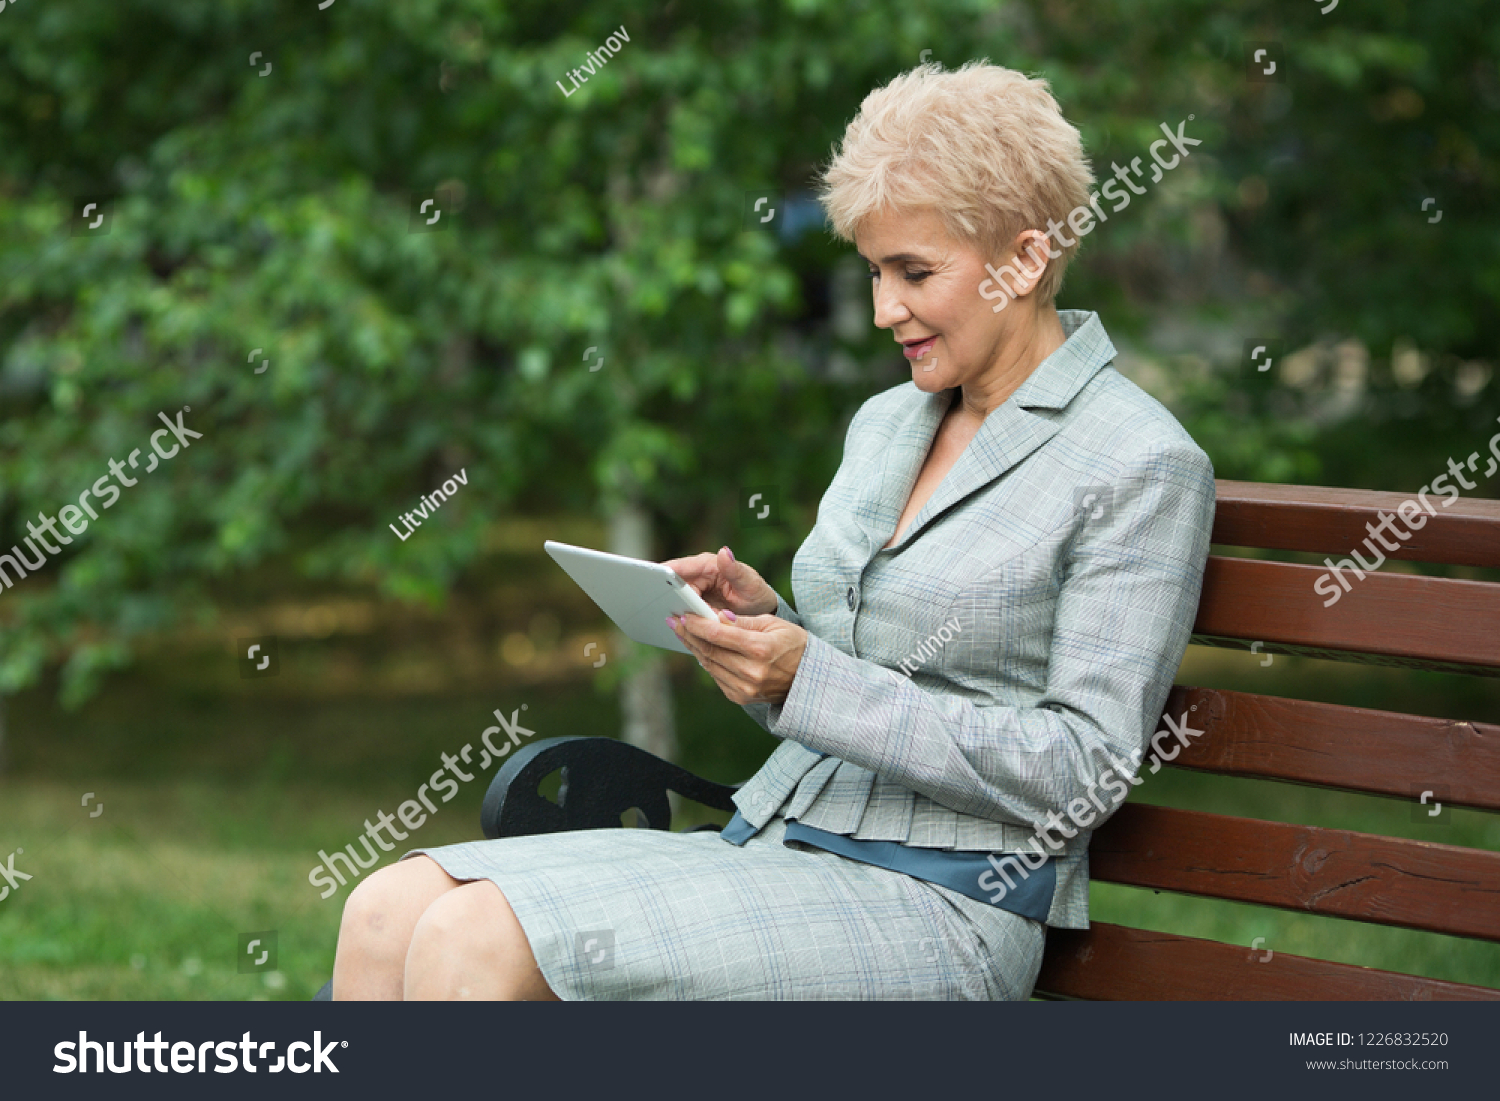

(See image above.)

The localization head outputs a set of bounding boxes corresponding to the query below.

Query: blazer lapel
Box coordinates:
[868,310,1118,553]
[885,401,1059,551]
[859,386,954,551]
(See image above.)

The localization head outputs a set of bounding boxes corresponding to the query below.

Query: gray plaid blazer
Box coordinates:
[733,310,1216,928]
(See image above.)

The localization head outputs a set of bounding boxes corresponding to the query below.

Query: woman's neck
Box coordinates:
[957,305,1067,421]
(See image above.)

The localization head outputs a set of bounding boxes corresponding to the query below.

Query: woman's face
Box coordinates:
[856,206,1040,396]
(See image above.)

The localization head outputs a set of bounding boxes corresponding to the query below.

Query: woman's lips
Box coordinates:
[902,336,938,360]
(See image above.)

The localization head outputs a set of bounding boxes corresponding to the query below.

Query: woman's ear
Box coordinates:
[1008,229,1051,297]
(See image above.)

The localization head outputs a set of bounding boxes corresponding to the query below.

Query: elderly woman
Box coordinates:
[332,61,1214,1001]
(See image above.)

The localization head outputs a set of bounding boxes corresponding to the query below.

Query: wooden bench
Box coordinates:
[1034,480,1500,999]
[315,479,1500,1000]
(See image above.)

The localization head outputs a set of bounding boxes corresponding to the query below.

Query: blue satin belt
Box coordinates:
[719,808,1055,924]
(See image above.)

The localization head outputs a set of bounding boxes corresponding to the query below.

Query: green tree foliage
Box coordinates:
[1,0,1495,706]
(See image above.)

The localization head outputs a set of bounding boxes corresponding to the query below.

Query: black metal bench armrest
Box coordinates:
[480,736,739,839]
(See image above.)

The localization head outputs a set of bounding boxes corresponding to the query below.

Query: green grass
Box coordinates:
[1,643,1496,999]
[0,671,767,1000]
[0,779,355,1000]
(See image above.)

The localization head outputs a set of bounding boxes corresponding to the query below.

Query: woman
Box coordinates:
[331,60,1215,1001]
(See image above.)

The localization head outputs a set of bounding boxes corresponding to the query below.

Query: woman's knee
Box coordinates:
[340,856,459,945]
[405,881,555,1000]
[405,881,519,963]
[333,857,464,1000]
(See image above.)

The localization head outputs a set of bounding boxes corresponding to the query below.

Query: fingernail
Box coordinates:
[723,609,737,622]
[723,546,735,562]
[665,615,676,629]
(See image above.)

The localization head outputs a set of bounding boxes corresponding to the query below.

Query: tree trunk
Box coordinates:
[602,156,681,789]
[608,499,678,766]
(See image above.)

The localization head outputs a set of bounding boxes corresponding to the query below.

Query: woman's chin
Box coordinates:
[911,364,945,388]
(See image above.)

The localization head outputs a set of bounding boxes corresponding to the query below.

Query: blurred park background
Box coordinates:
[1,0,1497,999]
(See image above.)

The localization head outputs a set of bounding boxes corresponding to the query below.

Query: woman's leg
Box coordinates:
[403,879,561,1001]
[332,856,462,1000]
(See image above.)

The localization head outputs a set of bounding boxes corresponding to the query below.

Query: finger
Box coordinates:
[688,622,758,688]
[673,613,723,655]
[666,557,721,600]
[717,546,756,598]
[674,623,714,669]
[674,618,769,703]
[688,637,759,700]
[662,552,714,580]
[675,611,737,654]
[671,616,714,659]
[678,612,777,663]
[676,614,735,666]
[716,612,777,633]
[675,608,730,629]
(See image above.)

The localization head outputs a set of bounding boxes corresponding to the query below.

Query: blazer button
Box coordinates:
[846,585,856,610]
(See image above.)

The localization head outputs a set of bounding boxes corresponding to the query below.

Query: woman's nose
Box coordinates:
[872,279,910,329]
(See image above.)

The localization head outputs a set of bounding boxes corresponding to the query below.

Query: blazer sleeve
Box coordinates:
[772,589,803,628]
[757,440,1216,832]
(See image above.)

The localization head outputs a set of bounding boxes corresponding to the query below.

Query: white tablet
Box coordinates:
[543,540,719,655]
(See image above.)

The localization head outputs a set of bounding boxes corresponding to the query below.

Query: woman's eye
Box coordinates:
[867,269,932,283]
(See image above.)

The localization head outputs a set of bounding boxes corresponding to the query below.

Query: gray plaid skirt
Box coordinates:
[401,814,1046,1001]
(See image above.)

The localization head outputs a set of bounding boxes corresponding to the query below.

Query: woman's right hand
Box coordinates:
[661,546,779,617]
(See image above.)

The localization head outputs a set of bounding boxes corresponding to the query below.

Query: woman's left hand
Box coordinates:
[668,610,807,706]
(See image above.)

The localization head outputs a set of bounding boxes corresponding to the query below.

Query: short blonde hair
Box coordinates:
[815,60,1094,303]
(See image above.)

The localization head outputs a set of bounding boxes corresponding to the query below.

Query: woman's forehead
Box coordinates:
[855,210,956,261]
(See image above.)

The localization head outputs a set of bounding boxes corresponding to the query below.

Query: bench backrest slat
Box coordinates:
[1037,923,1500,1001]
[1213,477,1500,568]
[1164,686,1500,813]
[1087,804,1500,941]
[1193,556,1500,674]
